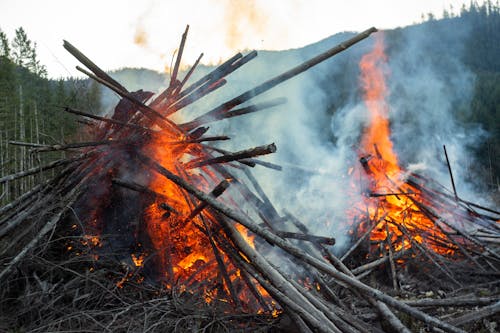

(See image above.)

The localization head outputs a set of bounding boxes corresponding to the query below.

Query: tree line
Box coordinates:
[0,27,102,204]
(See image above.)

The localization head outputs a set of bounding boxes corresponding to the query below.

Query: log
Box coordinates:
[203,145,282,170]
[274,230,336,245]
[182,180,230,224]
[185,143,276,169]
[169,136,230,145]
[404,296,499,307]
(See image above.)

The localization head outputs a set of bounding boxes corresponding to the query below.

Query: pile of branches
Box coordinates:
[0,25,499,333]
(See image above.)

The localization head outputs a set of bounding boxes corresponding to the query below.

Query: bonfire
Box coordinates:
[0,26,498,333]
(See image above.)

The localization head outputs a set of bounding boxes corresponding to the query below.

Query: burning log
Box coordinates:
[185,143,276,169]
[182,179,230,224]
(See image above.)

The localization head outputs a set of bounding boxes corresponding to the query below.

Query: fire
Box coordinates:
[354,33,454,256]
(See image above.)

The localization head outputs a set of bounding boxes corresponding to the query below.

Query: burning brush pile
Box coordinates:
[1,26,499,333]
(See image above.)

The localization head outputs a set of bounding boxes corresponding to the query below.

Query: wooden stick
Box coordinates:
[0,154,90,185]
[169,25,189,92]
[166,79,227,116]
[76,66,179,133]
[199,215,242,310]
[63,40,128,92]
[186,143,276,169]
[203,145,282,170]
[180,97,286,130]
[385,222,399,291]
[443,145,458,200]
[168,136,230,145]
[172,52,203,97]
[274,230,335,245]
[404,296,499,307]
[63,106,154,132]
[31,140,126,153]
[164,79,227,115]
[183,180,230,224]
[0,189,79,282]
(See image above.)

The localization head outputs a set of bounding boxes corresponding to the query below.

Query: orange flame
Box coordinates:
[355,32,453,256]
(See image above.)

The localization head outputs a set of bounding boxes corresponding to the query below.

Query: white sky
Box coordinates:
[0,0,477,78]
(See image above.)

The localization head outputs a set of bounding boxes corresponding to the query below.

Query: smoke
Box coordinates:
[182,19,487,255]
[222,0,269,51]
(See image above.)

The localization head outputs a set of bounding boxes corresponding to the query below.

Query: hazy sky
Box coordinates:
[0,0,477,78]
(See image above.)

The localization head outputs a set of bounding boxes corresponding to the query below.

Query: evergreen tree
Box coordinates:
[0,29,10,58]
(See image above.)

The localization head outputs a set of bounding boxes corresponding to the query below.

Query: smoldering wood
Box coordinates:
[111,178,176,213]
[185,143,276,169]
[203,145,282,170]
[341,214,388,262]
[169,136,230,145]
[183,179,231,224]
[198,214,242,310]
